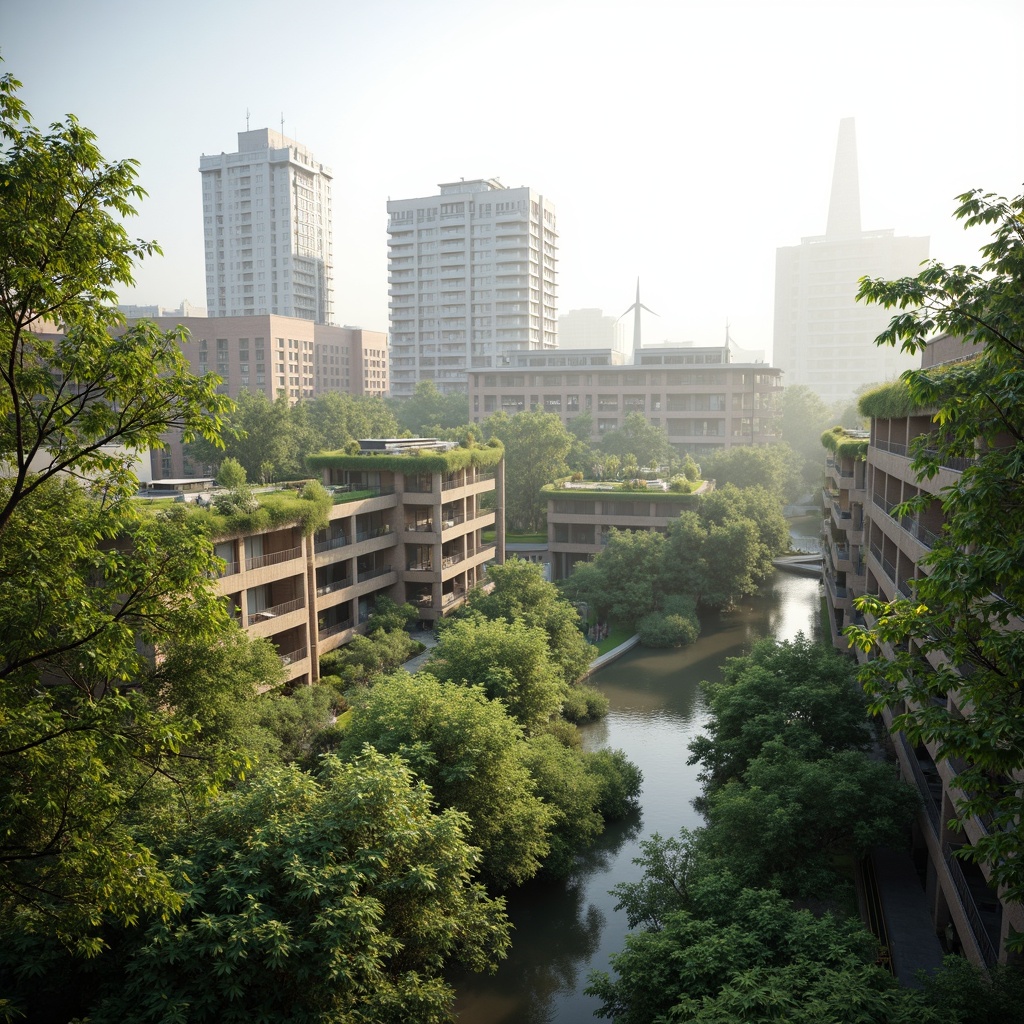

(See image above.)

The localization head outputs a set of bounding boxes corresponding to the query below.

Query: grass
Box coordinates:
[482,528,547,544]
[593,623,633,656]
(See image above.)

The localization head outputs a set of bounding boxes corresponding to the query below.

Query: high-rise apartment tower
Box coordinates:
[387,179,557,397]
[200,129,334,324]
[773,119,928,405]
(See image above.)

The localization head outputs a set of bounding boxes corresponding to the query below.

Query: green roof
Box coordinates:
[820,426,869,460]
[307,441,503,475]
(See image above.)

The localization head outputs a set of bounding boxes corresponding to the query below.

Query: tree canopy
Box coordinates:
[90,752,510,1024]
[846,188,1024,944]
[483,410,572,531]
[0,71,251,957]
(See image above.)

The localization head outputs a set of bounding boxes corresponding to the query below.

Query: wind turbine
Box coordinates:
[617,278,658,359]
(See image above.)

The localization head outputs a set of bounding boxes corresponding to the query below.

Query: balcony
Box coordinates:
[245,546,302,571]
[318,618,353,640]
[316,578,351,597]
[314,535,347,554]
[249,596,305,622]
[279,645,307,667]
[943,843,1000,967]
[357,564,392,583]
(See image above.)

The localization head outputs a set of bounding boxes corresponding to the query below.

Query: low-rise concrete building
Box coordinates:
[469,344,781,459]
[205,439,503,686]
[544,479,712,580]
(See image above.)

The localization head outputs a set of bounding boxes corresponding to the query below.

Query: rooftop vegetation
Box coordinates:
[820,426,869,460]
[857,355,980,419]
[541,479,707,504]
[306,439,503,475]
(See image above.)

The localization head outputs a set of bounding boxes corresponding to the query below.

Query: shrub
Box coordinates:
[585,748,643,819]
[562,684,610,723]
[638,611,700,648]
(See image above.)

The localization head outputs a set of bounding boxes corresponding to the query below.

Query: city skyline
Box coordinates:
[3,0,1022,363]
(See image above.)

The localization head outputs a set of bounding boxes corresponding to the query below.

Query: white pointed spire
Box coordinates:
[826,117,861,238]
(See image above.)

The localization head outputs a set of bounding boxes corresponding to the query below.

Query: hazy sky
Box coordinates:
[3,0,1022,360]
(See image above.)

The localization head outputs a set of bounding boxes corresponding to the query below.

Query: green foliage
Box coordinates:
[89,752,510,1024]
[307,439,502,476]
[427,615,566,731]
[469,557,592,686]
[599,412,675,469]
[637,609,699,647]
[583,748,643,820]
[820,425,869,460]
[702,744,918,896]
[364,594,417,635]
[484,410,573,531]
[699,442,803,503]
[560,684,610,724]
[192,484,331,538]
[521,733,605,878]
[587,879,933,1024]
[918,955,1024,1024]
[392,379,470,434]
[338,672,554,887]
[319,630,418,688]
[687,635,870,791]
[846,188,1024,948]
[215,456,247,489]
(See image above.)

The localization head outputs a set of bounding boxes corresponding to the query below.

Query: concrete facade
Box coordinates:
[469,344,782,458]
[209,440,504,687]
[546,482,711,581]
[200,129,334,324]
[387,179,557,397]
[822,340,1023,967]
[112,314,388,479]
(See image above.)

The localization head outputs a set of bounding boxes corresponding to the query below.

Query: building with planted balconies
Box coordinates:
[207,438,504,686]
[822,335,1023,967]
[544,478,713,580]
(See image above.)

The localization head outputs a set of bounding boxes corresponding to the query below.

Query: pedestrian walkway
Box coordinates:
[402,628,440,674]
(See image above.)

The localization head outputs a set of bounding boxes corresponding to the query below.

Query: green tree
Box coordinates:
[599,412,675,470]
[561,529,666,628]
[699,442,802,503]
[0,71,239,957]
[215,455,247,489]
[687,636,870,792]
[587,879,934,1024]
[427,615,566,731]
[89,752,510,1024]
[702,744,918,896]
[468,557,592,686]
[484,410,572,531]
[845,188,1024,938]
[393,380,469,434]
[338,672,554,887]
[778,384,835,491]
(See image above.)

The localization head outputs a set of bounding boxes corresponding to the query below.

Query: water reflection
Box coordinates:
[455,570,822,1023]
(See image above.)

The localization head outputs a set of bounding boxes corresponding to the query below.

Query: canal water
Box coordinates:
[454,567,823,1023]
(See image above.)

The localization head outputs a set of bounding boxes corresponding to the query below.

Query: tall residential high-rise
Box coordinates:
[387,179,557,397]
[558,308,628,355]
[200,129,334,324]
[773,119,928,405]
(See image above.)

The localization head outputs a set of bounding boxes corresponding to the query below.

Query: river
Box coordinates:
[454,567,823,1023]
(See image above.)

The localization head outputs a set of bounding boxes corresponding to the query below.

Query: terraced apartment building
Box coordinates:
[206,439,504,686]
[822,336,1023,967]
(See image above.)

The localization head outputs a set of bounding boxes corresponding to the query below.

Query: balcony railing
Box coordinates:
[249,596,305,622]
[898,732,941,837]
[441,553,464,568]
[245,546,302,571]
[357,565,392,583]
[318,618,353,640]
[407,561,433,572]
[354,525,392,543]
[279,645,307,667]
[314,535,347,553]
[218,560,240,578]
[943,843,999,967]
[316,578,351,597]
[405,521,434,532]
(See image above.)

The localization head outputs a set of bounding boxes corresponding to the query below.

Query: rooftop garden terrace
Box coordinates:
[306,438,503,475]
[820,426,869,461]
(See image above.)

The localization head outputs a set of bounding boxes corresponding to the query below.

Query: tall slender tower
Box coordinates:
[200,129,334,324]
[772,119,928,405]
[386,179,557,397]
